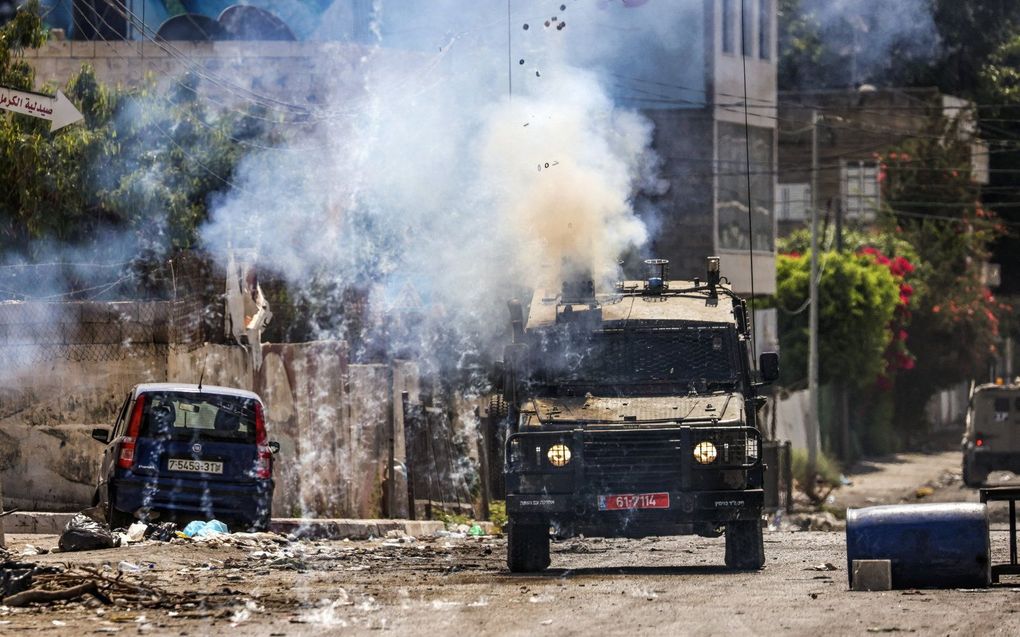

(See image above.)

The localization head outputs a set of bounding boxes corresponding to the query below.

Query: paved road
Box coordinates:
[4,452,1020,636]
[3,527,1019,636]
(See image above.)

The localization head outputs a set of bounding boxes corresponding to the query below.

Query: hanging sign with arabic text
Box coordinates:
[0,86,84,132]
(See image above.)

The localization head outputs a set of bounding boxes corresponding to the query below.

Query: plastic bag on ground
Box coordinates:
[58,513,116,552]
[181,519,229,538]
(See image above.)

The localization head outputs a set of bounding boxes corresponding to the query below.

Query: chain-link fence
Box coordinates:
[0,251,224,367]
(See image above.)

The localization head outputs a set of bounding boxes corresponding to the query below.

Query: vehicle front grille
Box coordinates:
[583,430,684,492]
[580,427,760,492]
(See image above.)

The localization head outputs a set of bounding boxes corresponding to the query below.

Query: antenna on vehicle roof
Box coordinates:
[198,352,207,392]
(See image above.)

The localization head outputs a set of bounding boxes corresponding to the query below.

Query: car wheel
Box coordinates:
[106,490,135,530]
[507,521,551,573]
[725,520,765,570]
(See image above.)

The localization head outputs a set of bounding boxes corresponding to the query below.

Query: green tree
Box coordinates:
[0,2,274,266]
[879,126,1009,433]
[779,0,1020,95]
[772,250,901,389]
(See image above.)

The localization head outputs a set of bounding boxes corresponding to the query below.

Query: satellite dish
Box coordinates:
[156,13,227,41]
[218,5,296,41]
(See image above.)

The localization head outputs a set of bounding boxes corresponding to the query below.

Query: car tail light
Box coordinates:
[255,402,271,479]
[976,438,984,447]
[118,395,147,469]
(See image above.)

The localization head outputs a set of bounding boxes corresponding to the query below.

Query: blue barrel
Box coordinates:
[846,503,990,589]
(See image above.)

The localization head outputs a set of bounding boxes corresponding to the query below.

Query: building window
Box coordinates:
[722,0,734,54]
[842,161,880,219]
[777,183,809,221]
[758,0,770,60]
[742,0,753,57]
[717,123,775,252]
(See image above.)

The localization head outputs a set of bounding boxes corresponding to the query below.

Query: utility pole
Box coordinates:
[807,109,821,500]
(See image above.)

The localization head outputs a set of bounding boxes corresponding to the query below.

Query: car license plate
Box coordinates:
[168,458,224,474]
[598,492,669,511]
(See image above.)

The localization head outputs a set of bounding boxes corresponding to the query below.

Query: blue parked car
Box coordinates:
[91,383,279,530]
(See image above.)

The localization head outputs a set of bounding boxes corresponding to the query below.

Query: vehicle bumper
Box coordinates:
[112,474,274,523]
[507,488,763,524]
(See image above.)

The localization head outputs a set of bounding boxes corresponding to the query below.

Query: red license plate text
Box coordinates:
[598,492,670,511]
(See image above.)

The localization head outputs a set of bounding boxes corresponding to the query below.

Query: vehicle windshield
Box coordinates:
[526,325,741,393]
[139,391,258,443]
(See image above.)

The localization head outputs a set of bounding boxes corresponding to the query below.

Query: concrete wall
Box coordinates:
[1,304,424,519]
[26,40,380,108]
[775,388,809,451]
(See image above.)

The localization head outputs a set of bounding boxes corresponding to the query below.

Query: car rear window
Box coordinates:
[139,391,258,442]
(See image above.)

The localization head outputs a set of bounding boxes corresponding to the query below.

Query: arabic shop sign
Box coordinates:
[0,86,84,132]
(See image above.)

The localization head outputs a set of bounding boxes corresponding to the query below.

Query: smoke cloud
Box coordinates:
[201,1,665,362]
[787,0,939,88]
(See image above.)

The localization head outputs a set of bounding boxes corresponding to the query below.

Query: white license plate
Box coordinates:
[168,458,224,474]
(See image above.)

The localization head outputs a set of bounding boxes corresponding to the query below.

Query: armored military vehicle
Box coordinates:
[962,380,1020,487]
[494,257,778,572]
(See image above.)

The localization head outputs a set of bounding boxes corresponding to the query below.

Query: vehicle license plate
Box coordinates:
[167,458,223,474]
[598,492,669,511]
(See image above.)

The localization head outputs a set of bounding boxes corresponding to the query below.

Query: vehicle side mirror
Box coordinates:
[268,441,281,455]
[91,428,110,444]
[759,352,779,384]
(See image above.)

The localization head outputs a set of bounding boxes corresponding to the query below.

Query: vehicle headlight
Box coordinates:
[693,441,718,464]
[547,444,571,467]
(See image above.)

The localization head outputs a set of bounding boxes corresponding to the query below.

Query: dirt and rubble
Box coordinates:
[3,452,1020,636]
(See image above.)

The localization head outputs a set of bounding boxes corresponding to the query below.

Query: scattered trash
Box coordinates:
[0,563,198,608]
[806,563,839,571]
[125,521,149,543]
[146,521,179,542]
[59,512,117,552]
[118,561,142,573]
[915,486,935,499]
[20,544,47,556]
[181,519,230,538]
[468,524,485,537]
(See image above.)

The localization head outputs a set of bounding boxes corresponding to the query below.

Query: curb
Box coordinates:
[5,512,448,540]
[2,512,75,535]
[269,518,445,540]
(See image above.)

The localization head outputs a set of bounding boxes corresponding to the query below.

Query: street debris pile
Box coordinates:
[1,516,503,632]
[0,560,196,609]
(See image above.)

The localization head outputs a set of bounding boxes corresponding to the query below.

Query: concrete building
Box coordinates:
[776,87,989,238]
[631,0,779,297]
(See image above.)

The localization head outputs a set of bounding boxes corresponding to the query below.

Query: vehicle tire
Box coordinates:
[506,521,551,573]
[725,519,765,570]
[102,489,133,529]
[486,395,509,499]
[248,510,271,532]
[962,457,988,488]
[107,502,135,531]
[488,394,508,421]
